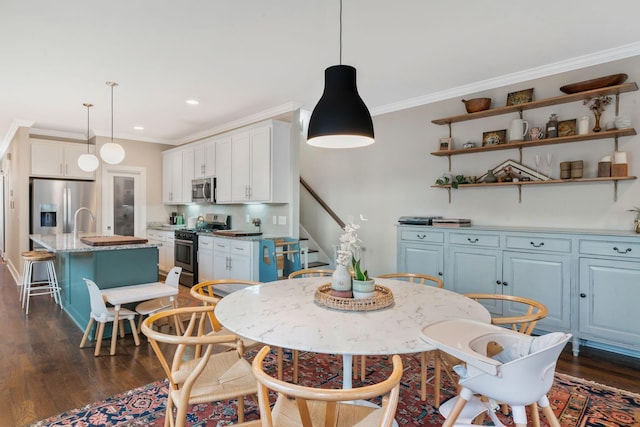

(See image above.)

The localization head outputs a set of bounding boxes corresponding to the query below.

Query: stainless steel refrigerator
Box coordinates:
[30,178,97,238]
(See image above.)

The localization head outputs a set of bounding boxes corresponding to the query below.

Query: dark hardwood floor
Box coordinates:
[1,261,639,426]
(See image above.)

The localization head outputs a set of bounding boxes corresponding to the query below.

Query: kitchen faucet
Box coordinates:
[73,207,95,239]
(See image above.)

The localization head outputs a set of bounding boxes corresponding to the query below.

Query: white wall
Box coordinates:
[300,55,640,276]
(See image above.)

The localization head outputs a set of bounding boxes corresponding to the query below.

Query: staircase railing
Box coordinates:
[300,177,345,229]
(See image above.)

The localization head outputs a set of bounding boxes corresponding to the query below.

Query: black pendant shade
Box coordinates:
[307,65,375,148]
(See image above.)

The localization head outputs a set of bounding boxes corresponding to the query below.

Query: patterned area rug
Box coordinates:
[30,350,640,426]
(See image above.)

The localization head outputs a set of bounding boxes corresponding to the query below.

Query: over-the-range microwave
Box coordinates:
[192,177,215,203]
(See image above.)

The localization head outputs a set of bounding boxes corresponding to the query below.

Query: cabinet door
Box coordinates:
[579,258,640,348]
[215,137,232,203]
[194,141,216,178]
[198,236,214,281]
[181,147,195,203]
[231,132,251,202]
[397,243,444,283]
[249,126,271,201]
[64,143,96,179]
[165,233,175,269]
[162,151,183,204]
[31,140,64,177]
[229,253,252,280]
[503,251,570,331]
[448,247,502,313]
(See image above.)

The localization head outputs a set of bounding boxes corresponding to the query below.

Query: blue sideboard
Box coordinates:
[397,225,640,357]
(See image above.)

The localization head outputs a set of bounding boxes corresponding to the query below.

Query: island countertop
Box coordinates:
[30,233,161,253]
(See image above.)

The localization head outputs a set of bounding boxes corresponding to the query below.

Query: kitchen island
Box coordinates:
[29,233,160,332]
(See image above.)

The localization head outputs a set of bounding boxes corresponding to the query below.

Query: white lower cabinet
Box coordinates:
[198,235,214,282]
[212,237,258,281]
[147,229,175,273]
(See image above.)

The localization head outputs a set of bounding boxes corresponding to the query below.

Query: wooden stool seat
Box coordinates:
[21,250,61,315]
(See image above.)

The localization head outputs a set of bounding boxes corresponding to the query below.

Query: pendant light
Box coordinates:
[307,0,374,148]
[100,81,126,164]
[77,103,100,172]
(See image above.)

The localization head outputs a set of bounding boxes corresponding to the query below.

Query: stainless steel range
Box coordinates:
[174,214,230,287]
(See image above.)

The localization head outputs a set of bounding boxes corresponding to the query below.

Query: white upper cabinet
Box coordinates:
[215,136,232,203]
[162,150,184,204]
[193,139,216,178]
[31,139,96,180]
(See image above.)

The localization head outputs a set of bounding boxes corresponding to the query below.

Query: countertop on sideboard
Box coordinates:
[30,233,161,253]
[397,224,640,238]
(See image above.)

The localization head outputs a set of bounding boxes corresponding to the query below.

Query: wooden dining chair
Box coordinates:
[284,268,334,383]
[190,279,262,349]
[252,345,403,427]
[141,306,258,427]
[357,273,444,400]
[434,294,548,412]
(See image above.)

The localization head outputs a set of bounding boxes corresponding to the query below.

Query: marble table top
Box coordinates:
[215,277,491,356]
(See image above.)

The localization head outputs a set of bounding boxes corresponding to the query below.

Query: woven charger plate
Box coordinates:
[314,283,394,311]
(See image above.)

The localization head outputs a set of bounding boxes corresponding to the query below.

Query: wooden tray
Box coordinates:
[314,283,394,311]
[80,235,149,246]
[213,230,263,237]
[560,73,628,94]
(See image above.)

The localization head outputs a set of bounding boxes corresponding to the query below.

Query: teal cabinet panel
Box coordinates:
[503,251,571,331]
[579,258,640,350]
[447,247,501,312]
[397,243,444,283]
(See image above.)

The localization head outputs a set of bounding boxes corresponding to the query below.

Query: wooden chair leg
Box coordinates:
[360,355,366,380]
[530,402,541,427]
[276,347,284,380]
[80,318,94,348]
[540,397,561,427]
[129,318,141,346]
[238,395,245,423]
[442,393,469,427]
[95,322,105,356]
[293,350,299,383]
[420,351,427,400]
[434,351,441,408]
[119,319,126,338]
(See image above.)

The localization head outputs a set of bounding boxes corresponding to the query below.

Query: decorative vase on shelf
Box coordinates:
[331,263,352,298]
[484,169,498,183]
[593,111,602,133]
[635,219,640,234]
[352,279,376,299]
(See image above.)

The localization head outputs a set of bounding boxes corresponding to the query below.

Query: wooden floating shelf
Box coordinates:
[431,176,637,188]
[430,128,637,156]
[431,82,639,125]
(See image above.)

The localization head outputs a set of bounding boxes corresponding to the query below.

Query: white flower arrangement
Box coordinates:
[336,222,361,267]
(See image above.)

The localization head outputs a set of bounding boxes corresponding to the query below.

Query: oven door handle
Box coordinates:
[175,238,194,245]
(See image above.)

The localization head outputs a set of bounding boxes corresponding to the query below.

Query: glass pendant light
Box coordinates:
[100,81,126,164]
[307,0,374,148]
[77,103,100,172]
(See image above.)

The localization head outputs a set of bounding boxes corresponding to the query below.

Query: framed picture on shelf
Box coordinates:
[477,159,551,182]
[438,137,452,151]
[482,129,507,146]
[506,88,534,106]
[558,119,577,137]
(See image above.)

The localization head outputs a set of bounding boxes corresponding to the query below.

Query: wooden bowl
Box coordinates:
[462,98,491,113]
[559,74,628,94]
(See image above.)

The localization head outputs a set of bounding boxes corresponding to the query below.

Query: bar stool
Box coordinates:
[21,250,62,315]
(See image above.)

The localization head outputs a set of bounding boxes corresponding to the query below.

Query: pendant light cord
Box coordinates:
[83,103,93,153]
[110,84,114,142]
[339,0,343,65]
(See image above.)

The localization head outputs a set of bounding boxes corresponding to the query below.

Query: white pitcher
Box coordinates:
[509,118,529,142]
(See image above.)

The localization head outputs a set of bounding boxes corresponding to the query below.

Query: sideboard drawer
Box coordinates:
[506,235,571,253]
[449,232,500,248]
[400,230,444,244]
[579,239,640,259]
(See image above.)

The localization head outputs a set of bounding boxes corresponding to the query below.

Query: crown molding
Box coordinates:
[371,41,640,117]
[0,119,35,158]
[29,127,86,142]
[176,101,302,145]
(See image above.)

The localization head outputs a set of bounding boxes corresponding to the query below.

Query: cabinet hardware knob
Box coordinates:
[496,280,502,285]
[613,247,632,254]
[580,293,587,298]
[502,281,508,286]
[468,238,479,243]
[530,241,544,247]
[417,234,426,239]
[438,272,443,276]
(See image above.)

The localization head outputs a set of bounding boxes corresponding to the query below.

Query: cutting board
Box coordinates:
[80,235,149,246]
[213,230,263,237]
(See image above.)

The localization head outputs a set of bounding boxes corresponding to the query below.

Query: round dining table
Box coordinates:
[214,276,491,389]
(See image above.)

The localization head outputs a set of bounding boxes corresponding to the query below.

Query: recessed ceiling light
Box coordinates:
[186,99,199,105]
[133,126,144,130]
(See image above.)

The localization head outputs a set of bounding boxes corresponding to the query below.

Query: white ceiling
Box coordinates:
[2,0,640,147]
